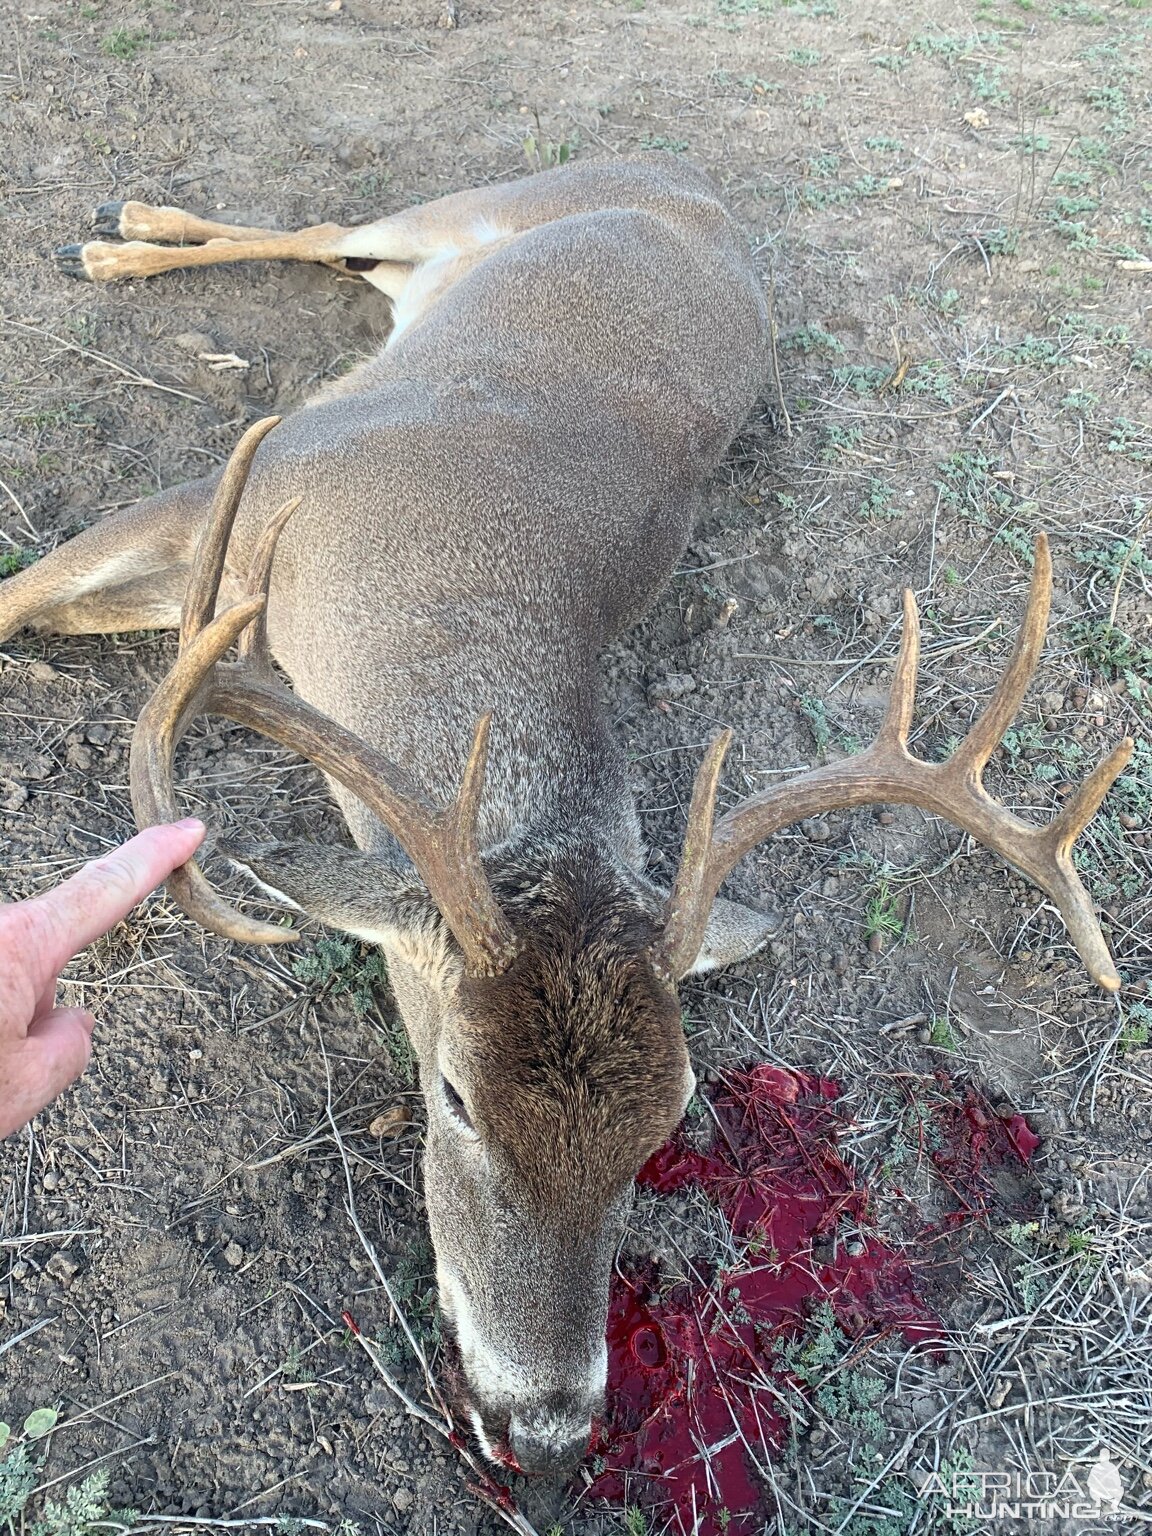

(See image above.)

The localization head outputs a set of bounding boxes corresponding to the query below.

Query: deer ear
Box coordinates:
[686,895,778,977]
[225,841,444,951]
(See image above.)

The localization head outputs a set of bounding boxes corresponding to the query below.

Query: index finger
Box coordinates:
[14,820,206,986]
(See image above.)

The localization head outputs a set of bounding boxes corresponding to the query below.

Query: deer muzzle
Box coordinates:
[438,1258,608,1476]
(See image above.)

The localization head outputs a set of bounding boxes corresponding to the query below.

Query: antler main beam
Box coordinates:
[129,418,519,979]
[656,535,1133,991]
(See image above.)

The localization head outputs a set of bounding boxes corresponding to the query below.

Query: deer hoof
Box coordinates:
[92,201,127,238]
[55,244,93,282]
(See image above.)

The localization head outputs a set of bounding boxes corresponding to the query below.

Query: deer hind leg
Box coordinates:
[0,475,220,642]
[56,199,414,298]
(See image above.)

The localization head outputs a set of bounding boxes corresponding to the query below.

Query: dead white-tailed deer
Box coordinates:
[0,157,1131,1476]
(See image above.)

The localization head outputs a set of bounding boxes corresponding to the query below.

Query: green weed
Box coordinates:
[971,65,1010,104]
[935,450,1014,526]
[101,26,150,58]
[0,547,38,578]
[821,423,864,461]
[857,479,900,522]
[292,935,388,1015]
[831,363,888,394]
[639,133,689,152]
[903,361,956,403]
[929,1015,959,1051]
[908,29,995,61]
[31,1468,139,1536]
[522,125,580,170]
[1121,1003,1150,1051]
[799,694,833,755]
[779,1301,887,1440]
[864,875,903,944]
[1059,387,1099,413]
[1108,417,1152,463]
[979,225,1020,255]
[0,1447,38,1524]
[782,324,844,355]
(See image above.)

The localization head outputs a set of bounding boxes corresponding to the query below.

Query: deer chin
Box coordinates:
[437,1267,600,1477]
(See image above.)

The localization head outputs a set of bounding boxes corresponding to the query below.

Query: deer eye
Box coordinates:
[441,1075,475,1133]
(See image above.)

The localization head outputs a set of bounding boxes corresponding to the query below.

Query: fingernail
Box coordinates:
[175,817,205,832]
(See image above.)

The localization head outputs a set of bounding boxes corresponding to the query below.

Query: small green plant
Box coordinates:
[0,1446,38,1524]
[522,128,579,170]
[831,363,887,394]
[1059,387,1099,413]
[1108,417,1152,463]
[788,46,822,65]
[781,324,843,355]
[857,479,900,522]
[908,29,994,62]
[1054,0,1106,21]
[0,547,38,578]
[0,1409,64,1527]
[639,134,689,152]
[971,65,1010,104]
[623,1508,649,1536]
[779,1302,888,1440]
[929,1014,959,1051]
[994,522,1036,566]
[292,935,389,1015]
[1121,1004,1150,1051]
[799,693,832,755]
[101,26,149,58]
[903,360,956,403]
[820,422,864,461]
[936,449,1014,527]
[32,1468,139,1536]
[803,173,887,208]
[864,876,903,946]
[980,225,1019,255]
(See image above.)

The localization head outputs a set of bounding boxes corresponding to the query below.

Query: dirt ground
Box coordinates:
[1,0,1150,1532]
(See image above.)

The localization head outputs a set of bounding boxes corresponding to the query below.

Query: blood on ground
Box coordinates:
[584,1063,1040,1535]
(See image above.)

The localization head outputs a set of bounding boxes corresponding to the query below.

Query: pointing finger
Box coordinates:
[9,820,205,991]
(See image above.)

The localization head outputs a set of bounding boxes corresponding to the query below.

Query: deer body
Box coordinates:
[1,155,1129,1481]
[1,158,774,1473]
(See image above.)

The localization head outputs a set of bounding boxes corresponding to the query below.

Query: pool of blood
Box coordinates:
[585,1064,1039,1534]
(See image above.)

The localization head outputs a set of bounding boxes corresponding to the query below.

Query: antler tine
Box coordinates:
[654,730,733,985]
[1048,735,1134,856]
[655,538,1131,993]
[237,495,302,669]
[951,532,1052,778]
[131,595,291,944]
[132,421,518,976]
[876,588,920,748]
[181,416,281,648]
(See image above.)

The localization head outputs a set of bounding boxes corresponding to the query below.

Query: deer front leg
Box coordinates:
[0,476,219,641]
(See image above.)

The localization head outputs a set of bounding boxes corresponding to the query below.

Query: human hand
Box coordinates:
[0,819,206,1139]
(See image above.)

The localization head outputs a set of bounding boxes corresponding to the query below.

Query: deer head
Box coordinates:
[131,420,1132,1475]
[227,832,700,1471]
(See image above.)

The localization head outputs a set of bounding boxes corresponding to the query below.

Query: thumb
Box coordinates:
[0,1008,95,1140]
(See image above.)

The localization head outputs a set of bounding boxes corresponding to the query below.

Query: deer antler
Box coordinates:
[130,416,519,978]
[655,535,1133,992]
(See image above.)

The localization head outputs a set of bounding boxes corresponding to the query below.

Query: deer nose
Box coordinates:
[508,1416,592,1477]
